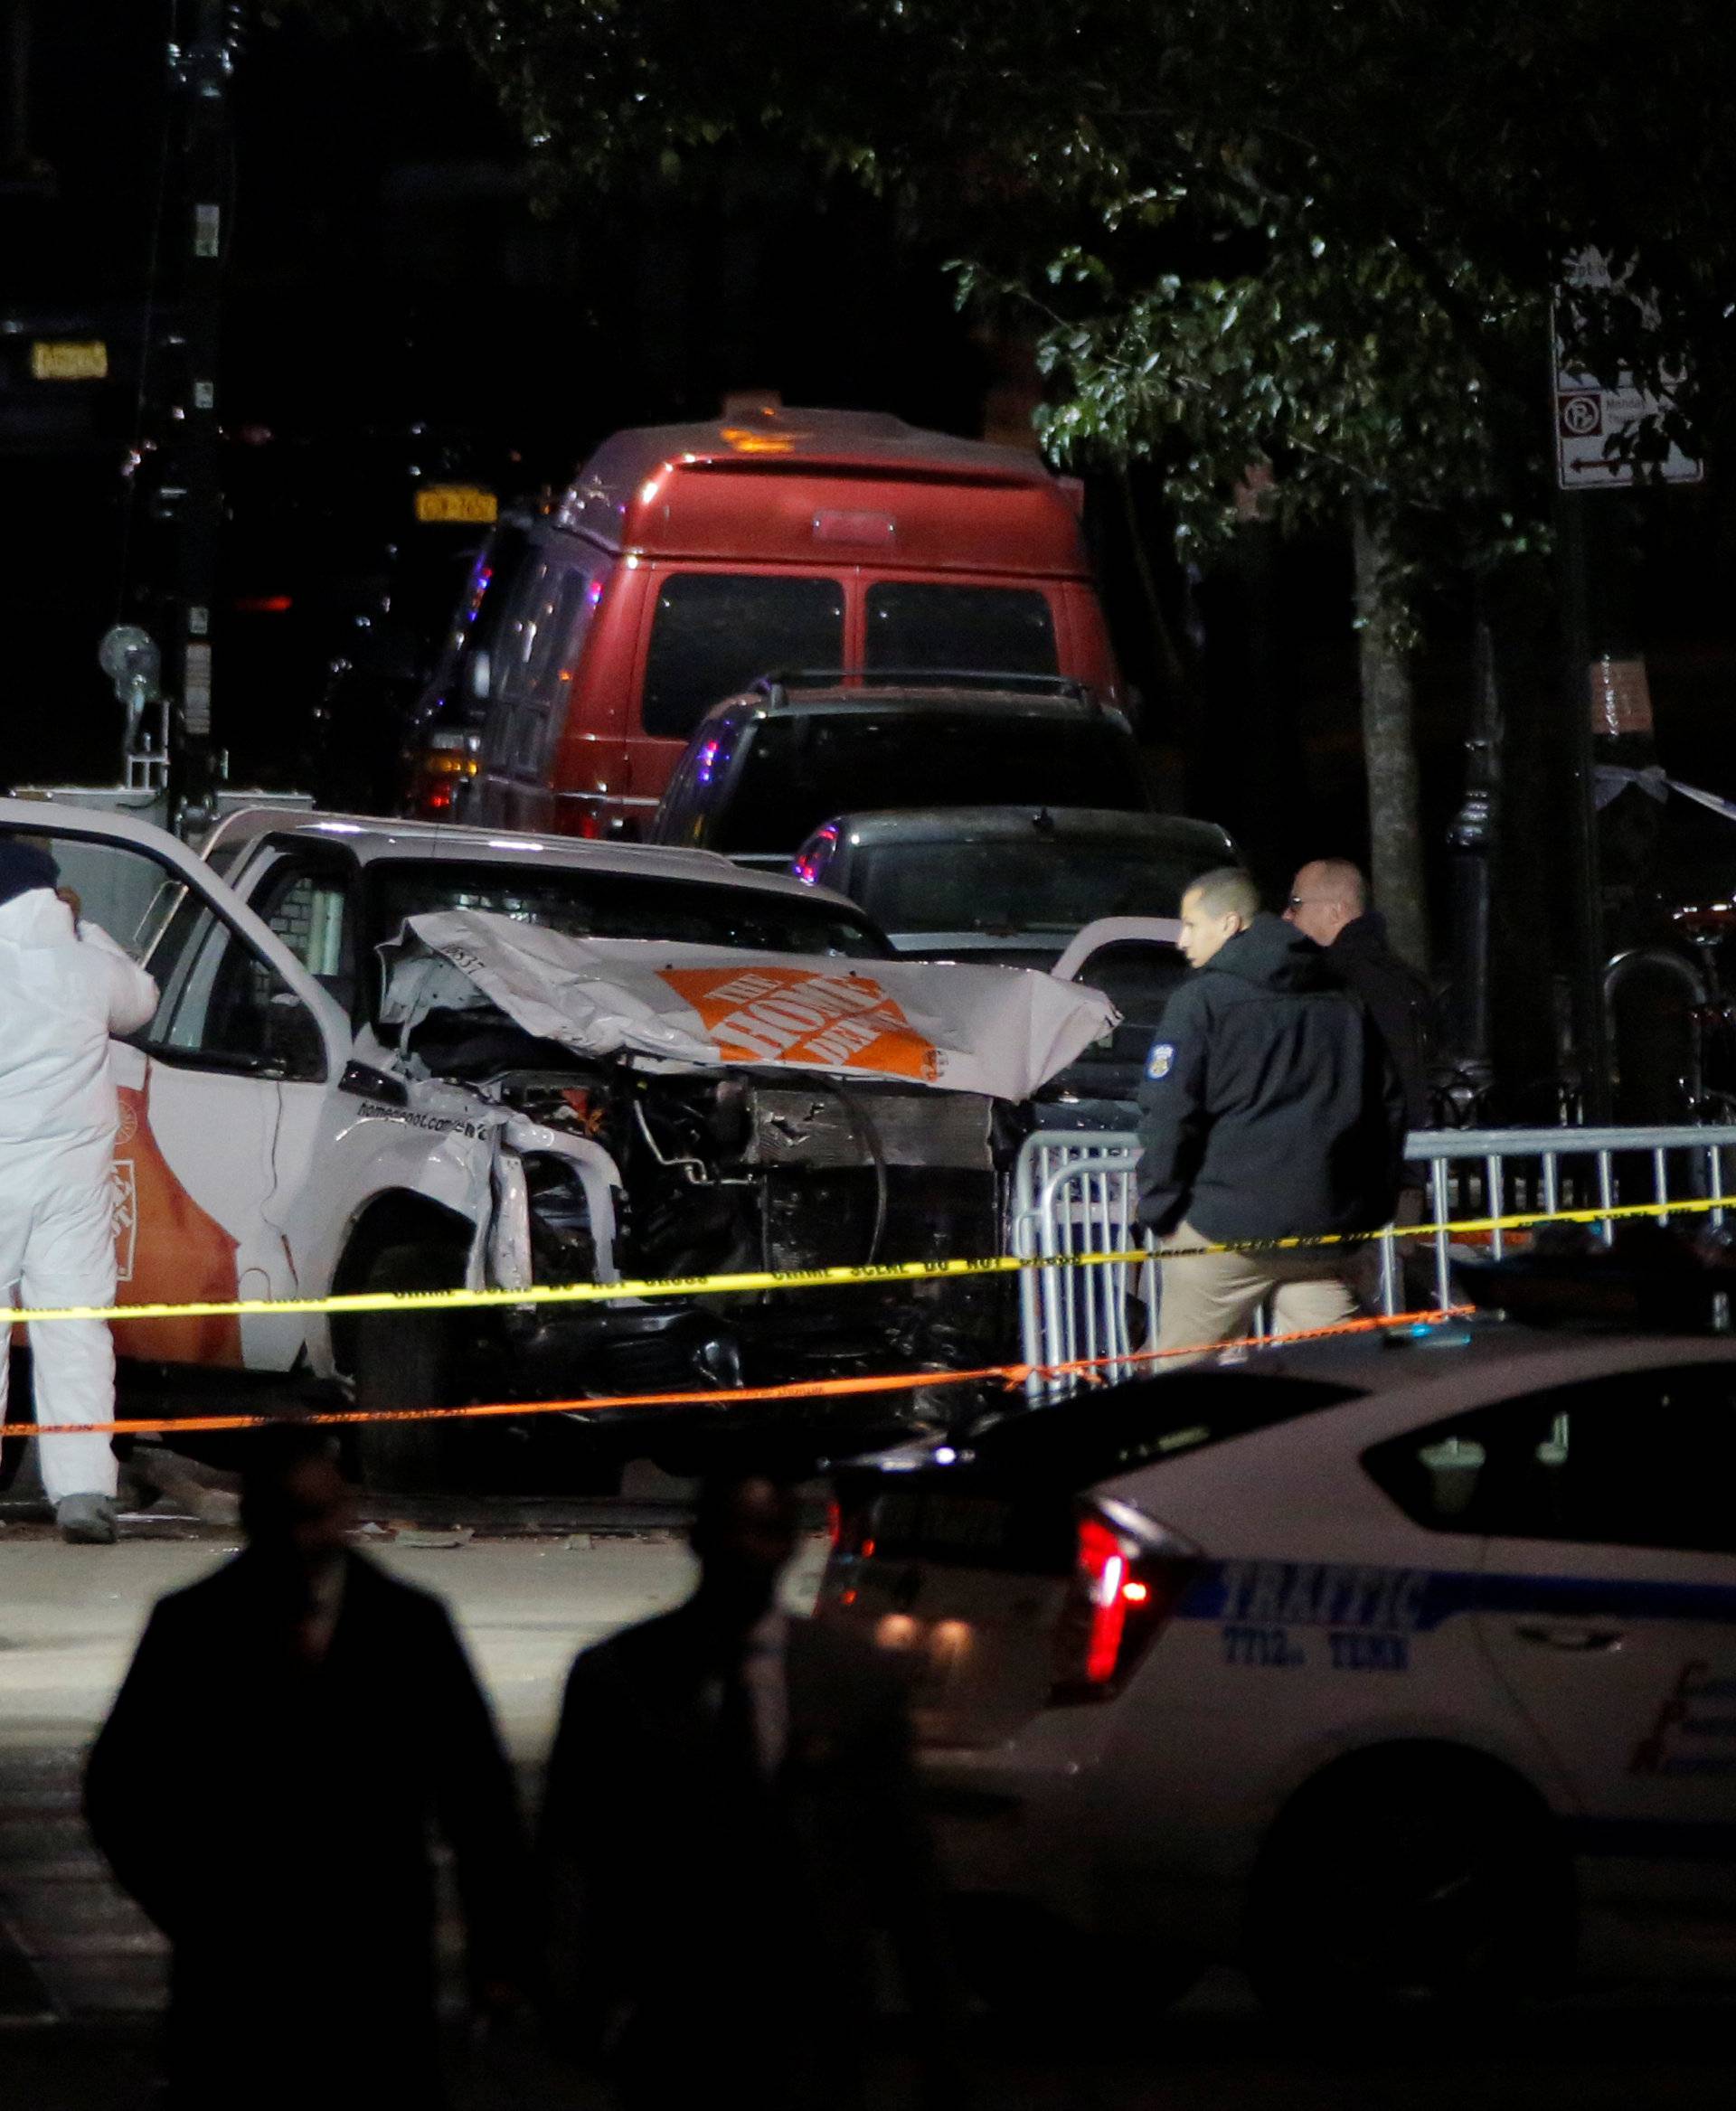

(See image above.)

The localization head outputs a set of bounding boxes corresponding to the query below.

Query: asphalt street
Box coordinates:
[2,1515,1732,2110]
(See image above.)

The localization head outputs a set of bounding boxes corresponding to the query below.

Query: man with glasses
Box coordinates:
[1284,860,1439,1222]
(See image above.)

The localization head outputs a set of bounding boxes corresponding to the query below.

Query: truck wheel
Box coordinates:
[352,1244,466,1494]
[1245,1751,1573,2023]
[564,1446,627,1499]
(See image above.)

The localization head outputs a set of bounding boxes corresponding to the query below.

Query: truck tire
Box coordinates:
[352,1244,466,1494]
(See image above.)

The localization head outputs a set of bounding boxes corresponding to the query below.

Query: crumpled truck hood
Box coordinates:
[378,910,1118,1103]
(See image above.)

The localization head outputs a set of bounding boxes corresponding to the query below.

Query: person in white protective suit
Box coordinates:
[0,841,158,1543]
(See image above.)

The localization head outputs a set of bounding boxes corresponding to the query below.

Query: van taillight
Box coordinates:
[1051,1503,1197,1705]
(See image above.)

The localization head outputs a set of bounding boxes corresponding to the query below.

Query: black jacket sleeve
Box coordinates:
[83,1607,190,1938]
[424,1602,533,1996]
[535,1649,624,2057]
[1135,983,1212,1234]
[864,1672,965,2059]
[1375,1025,1410,1205]
[1351,996,1410,1216]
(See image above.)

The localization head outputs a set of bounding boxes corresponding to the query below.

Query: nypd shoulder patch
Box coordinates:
[1146,1041,1175,1081]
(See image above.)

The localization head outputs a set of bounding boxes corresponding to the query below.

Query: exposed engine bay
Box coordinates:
[358,915,1118,1451]
[401,1004,1015,1403]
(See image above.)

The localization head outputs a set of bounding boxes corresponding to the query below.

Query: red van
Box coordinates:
[448,407,1124,837]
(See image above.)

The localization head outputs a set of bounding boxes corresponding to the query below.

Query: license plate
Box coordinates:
[414,484,498,524]
[31,340,108,382]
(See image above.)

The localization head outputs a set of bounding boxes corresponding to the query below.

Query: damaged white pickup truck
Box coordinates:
[0,802,1114,1490]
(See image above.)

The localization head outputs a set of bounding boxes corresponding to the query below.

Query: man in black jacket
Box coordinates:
[540,1471,957,2110]
[84,1423,529,2110]
[1284,858,1439,1146]
[1137,867,1405,1361]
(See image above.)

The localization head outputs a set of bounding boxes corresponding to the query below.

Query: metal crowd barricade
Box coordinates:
[1010,1122,1736,1401]
[1013,1131,1156,1399]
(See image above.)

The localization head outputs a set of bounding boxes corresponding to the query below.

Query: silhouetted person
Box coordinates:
[540,1472,958,2110]
[84,1423,528,2109]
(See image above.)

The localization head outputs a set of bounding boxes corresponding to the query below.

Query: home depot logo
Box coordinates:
[659,966,941,1079]
[113,1093,138,1281]
[112,1161,137,1281]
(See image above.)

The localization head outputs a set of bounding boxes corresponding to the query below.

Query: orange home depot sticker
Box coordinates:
[110,1084,243,1365]
[659,965,943,1081]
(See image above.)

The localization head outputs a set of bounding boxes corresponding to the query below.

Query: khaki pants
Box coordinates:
[1156,1221,1357,1369]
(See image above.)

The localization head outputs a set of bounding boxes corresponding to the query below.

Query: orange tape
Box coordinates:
[0,1307,1473,1443]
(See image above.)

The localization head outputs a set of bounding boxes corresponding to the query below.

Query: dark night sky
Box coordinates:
[3,4,1003,787]
[5,1,1734,958]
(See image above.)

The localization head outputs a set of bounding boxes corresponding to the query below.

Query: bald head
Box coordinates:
[1284,859,1366,947]
[1178,866,1261,967]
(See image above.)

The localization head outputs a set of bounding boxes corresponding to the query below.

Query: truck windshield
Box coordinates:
[715,711,1145,854]
[367,860,886,1014]
[852,835,1212,935]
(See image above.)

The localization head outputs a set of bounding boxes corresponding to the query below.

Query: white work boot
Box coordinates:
[56,1494,118,1545]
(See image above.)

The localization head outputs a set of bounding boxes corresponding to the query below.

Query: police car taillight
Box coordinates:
[1051,1501,1198,1705]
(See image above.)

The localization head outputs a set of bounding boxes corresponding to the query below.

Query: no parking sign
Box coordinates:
[1552,249,1702,490]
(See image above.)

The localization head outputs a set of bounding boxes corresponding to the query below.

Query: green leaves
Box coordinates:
[986,174,1553,640]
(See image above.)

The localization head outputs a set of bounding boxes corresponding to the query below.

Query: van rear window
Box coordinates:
[865,583,1057,676]
[644,574,845,739]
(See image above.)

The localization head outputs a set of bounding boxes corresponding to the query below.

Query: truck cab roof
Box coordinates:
[199,806,860,909]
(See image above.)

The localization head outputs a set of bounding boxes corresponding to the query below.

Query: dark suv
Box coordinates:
[649,673,1152,864]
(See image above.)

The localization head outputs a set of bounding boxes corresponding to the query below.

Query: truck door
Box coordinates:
[0,807,348,1373]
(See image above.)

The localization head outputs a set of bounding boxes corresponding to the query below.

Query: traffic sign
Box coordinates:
[1553,250,1702,491]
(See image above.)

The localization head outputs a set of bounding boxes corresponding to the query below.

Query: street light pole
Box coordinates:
[1554,490,1614,1122]
[163,0,238,828]
[1443,611,1501,1117]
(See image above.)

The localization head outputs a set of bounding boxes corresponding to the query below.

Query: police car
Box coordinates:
[820,1323,1736,2012]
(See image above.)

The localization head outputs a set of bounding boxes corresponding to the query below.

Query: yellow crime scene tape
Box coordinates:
[2,1189,1730,1329]
[0,1305,1478,1443]
[0,1190,1706,1446]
